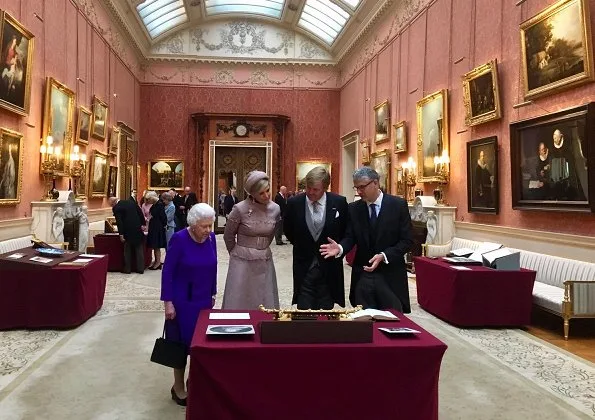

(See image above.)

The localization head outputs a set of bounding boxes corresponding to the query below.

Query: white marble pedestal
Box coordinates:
[408,196,456,245]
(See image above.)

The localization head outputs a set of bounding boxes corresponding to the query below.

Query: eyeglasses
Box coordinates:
[353,180,374,191]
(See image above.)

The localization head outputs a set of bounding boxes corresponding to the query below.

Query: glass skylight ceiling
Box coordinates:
[204,0,285,19]
[136,0,188,39]
[298,0,352,45]
[341,0,362,9]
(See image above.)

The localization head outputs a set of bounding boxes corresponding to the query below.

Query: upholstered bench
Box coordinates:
[423,238,595,339]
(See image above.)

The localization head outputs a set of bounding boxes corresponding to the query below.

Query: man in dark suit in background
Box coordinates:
[181,186,198,224]
[274,185,288,245]
[320,167,413,312]
[224,186,239,217]
[284,167,349,310]
[169,188,185,231]
[108,196,146,274]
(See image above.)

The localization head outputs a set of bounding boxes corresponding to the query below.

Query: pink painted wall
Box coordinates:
[340,0,595,236]
[139,85,340,197]
[0,0,141,221]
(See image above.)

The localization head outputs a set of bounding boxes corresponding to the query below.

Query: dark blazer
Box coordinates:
[274,192,287,217]
[340,194,413,312]
[284,192,349,306]
[183,192,198,213]
[112,199,146,245]
[223,194,239,215]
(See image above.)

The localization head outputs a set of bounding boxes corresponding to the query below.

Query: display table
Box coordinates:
[187,310,447,420]
[0,253,109,329]
[93,233,152,272]
[414,256,536,327]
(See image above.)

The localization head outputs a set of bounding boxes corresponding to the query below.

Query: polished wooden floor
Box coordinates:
[525,308,595,363]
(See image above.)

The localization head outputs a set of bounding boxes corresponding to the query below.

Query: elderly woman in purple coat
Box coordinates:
[222,171,281,309]
[161,203,217,406]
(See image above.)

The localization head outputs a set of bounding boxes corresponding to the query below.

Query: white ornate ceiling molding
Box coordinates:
[338,0,433,87]
[76,0,146,78]
[142,63,340,89]
[148,20,334,65]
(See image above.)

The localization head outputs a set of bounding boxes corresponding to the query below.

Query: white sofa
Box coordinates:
[424,238,595,339]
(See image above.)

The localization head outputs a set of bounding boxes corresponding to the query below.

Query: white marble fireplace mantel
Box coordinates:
[408,196,456,245]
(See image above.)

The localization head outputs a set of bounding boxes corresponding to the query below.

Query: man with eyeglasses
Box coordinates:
[284,166,349,310]
[320,167,413,312]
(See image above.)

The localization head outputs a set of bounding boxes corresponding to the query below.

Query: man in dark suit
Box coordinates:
[274,185,288,245]
[224,186,239,217]
[181,186,198,225]
[320,167,413,312]
[108,196,146,274]
[169,188,185,231]
[284,167,349,310]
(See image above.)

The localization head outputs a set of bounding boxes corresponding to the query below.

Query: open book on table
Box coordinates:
[349,309,399,321]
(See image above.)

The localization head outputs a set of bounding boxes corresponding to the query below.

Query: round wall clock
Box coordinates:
[234,124,248,137]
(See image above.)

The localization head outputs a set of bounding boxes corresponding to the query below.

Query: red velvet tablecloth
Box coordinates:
[414,256,536,327]
[187,310,447,420]
[0,255,108,329]
[93,234,152,272]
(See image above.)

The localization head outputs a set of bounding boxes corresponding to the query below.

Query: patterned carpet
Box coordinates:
[0,236,594,419]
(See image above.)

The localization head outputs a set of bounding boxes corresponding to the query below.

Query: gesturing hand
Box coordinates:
[320,237,340,259]
[363,254,384,272]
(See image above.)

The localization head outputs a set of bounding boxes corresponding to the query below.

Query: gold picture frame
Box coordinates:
[41,77,75,177]
[395,166,406,197]
[370,150,391,193]
[416,89,449,183]
[360,139,371,164]
[76,106,91,145]
[393,121,407,153]
[148,159,185,190]
[89,150,108,198]
[0,127,24,205]
[462,60,502,126]
[108,126,119,156]
[520,0,593,100]
[0,11,34,116]
[91,95,109,141]
[374,100,390,143]
[295,161,332,191]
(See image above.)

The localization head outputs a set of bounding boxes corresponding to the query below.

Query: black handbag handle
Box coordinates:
[163,319,183,341]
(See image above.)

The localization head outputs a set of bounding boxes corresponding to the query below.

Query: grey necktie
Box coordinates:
[312,201,322,228]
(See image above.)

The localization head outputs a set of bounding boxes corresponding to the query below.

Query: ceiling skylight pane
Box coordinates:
[298,0,350,45]
[341,0,361,9]
[136,0,188,39]
[205,0,284,19]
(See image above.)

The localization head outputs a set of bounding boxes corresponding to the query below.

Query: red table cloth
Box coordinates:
[414,256,536,327]
[187,310,447,420]
[0,255,108,329]
[93,234,152,272]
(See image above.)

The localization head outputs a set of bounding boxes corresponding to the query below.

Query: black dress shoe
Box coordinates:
[171,387,187,406]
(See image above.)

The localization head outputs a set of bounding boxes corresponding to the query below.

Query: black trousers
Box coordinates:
[274,218,284,244]
[297,265,334,310]
[123,241,145,274]
[354,271,402,311]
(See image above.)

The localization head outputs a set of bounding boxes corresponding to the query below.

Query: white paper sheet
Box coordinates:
[209,312,251,320]
[451,266,472,270]
[72,258,93,264]
[79,254,104,258]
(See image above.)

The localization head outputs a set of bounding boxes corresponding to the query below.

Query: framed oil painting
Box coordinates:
[41,77,75,177]
[90,151,108,198]
[0,12,34,116]
[91,95,108,141]
[0,127,24,205]
[462,60,502,126]
[520,0,593,100]
[108,126,119,156]
[370,150,391,193]
[395,166,406,197]
[467,136,499,214]
[393,121,407,153]
[76,106,91,145]
[510,103,594,212]
[107,165,118,197]
[416,89,449,183]
[360,139,371,164]
[148,160,184,190]
[374,100,390,143]
[296,161,331,191]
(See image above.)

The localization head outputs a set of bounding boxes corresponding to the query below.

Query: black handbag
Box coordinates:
[150,321,188,369]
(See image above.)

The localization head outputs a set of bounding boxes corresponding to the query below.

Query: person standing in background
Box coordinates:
[274,185,288,245]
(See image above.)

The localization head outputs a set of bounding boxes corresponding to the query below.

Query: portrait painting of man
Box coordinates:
[0,12,34,116]
[467,136,499,213]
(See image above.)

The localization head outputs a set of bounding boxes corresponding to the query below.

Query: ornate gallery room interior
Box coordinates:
[0,0,595,418]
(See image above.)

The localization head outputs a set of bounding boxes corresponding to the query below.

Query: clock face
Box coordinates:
[235,124,248,137]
